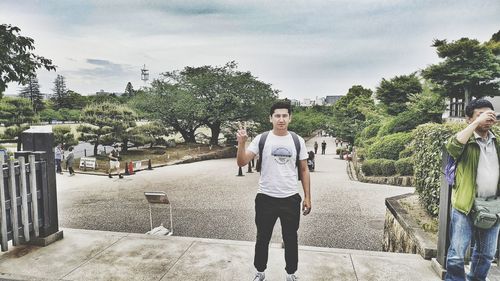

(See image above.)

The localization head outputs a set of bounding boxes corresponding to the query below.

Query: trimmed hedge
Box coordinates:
[395,157,414,176]
[367,132,412,160]
[412,123,468,217]
[361,159,396,176]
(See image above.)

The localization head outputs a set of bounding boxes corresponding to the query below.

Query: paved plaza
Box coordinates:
[56,136,413,251]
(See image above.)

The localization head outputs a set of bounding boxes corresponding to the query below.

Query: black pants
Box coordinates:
[55,159,62,173]
[254,193,301,274]
[68,166,74,175]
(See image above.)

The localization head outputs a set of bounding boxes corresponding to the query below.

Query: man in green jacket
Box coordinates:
[445,99,500,281]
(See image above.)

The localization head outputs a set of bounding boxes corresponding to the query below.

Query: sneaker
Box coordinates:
[118,174,124,179]
[286,274,298,281]
[253,272,266,281]
[108,174,113,178]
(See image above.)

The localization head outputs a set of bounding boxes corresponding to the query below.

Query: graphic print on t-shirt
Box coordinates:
[271,145,292,165]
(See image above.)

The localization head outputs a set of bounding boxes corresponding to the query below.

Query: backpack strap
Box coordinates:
[290,131,302,181]
[256,131,269,172]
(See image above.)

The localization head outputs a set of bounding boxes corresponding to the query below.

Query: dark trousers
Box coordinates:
[68,166,74,175]
[254,193,301,274]
[55,159,62,173]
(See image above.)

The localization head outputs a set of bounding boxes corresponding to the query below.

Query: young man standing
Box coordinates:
[237,100,311,281]
[55,143,64,174]
[445,99,500,281]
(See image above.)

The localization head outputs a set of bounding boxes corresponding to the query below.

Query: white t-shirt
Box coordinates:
[248,131,308,198]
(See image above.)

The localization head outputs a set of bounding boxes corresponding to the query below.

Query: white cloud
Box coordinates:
[1,0,499,99]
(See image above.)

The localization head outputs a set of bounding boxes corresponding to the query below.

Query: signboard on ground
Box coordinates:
[79,157,97,170]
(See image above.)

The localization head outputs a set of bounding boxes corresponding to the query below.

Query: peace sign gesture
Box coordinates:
[236,123,248,144]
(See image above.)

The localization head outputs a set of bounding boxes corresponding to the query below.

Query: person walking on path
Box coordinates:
[321,140,327,155]
[236,100,311,281]
[445,99,500,281]
[313,141,318,154]
[66,147,75,176]
[55,143,63,174]
[108,145,123,179]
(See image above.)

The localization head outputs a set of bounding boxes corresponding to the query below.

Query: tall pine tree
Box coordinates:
[51,74,69,110]
[18,76,44,113]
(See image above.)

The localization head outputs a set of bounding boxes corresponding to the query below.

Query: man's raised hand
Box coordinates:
[236,123,248,144]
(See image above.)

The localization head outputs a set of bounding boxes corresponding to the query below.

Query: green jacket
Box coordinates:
[446,132,500,214]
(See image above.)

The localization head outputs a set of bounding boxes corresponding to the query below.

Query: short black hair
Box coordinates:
[270,100,292,116]
[69,147,74,151]
[465,99,494,117]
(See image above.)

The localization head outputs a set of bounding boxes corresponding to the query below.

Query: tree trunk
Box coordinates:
[94,143,98,156]
[208,122,221,145]
[17,138,22,151]
[464,87,471,107]
[122,140,129,152]
[179,130,196,143]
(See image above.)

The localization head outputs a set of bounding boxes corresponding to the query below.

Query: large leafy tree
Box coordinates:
[77,103,137,155]
[140,62,278,145]
[123,82,135,99]
[329,85,375,143]
[0,97,36,150]
[422,37,500,105]
[19,75,44,113]
[375,73,422,115]
[0,24,56,96]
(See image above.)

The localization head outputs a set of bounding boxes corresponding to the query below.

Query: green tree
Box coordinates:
[18,75,44,113]
[77,102,137,155]
[0,24,55,96]
[422,37,500,106]
[123,82,135,99]
[143,62,278,145]
[375,73,422,115]
[39,108,63,124]
[53,125,78,149]
[51,75,70,110]
[65,90,87,109]
[329,85,375,143]
[0,97,36,150]
[131,121,171,148]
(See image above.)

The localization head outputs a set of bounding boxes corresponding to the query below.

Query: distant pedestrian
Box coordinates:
[66,147,75,176]
[321,140,326,155]
[313,141,319,154]
[335,139,339,147]
[108,145,123,179]
[55,143,63,174]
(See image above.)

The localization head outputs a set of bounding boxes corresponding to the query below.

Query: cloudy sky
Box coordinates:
[1,0,499,100]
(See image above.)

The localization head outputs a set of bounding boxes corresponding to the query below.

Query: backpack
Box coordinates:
[444,155,457,187]
[255,131,302,181]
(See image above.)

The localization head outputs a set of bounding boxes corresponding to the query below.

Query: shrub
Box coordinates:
[361,159,396,176]
[395,157,414,176]
[412,122,468,217]
[367,132,412,160]
[399,146,414,159]
[355,123,382,147]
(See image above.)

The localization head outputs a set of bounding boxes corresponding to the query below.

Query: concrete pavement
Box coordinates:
[0,228,440,281]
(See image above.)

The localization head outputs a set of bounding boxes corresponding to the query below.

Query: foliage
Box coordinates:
[51,75,72,110]
[411,122,468,217]
[38,108,63,123]
[355,123,381,147]
[0,24,55,96]
[395,157,414,176]
[58,108,81,121]
[375,73,422,115]
[376,85,445,137]
[78,103,137,155]
[135,62,278,144]
[123,82,135,99]
[367,132,412,160]
[361,159,396,176]
[2,124,30,151]
[329,85,375,143]
[288,107,328,137]
[53,125,78,149]
[0,97,35,126]
[422,37,500,104]
[18,76,44,113]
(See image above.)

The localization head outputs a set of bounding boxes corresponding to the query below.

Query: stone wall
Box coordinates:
[384,193,437,260]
